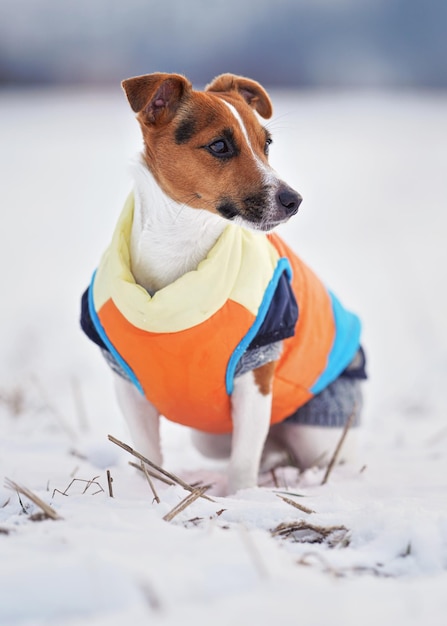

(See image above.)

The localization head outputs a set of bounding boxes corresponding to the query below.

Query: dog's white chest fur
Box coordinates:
[130,161,226,295]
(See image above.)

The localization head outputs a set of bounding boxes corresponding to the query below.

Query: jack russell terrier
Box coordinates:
[81,72,366,494]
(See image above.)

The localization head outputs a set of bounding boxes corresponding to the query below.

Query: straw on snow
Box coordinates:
[140,461,161,504]
[271,520,349,546]
[129,461,176,487]
[108,434,215,502]
[106,470,114,498]
[321,406,356,485]
[52,476,104,497]
[277,494,316,514]
[4,478,62,520]
[163,485,211,522]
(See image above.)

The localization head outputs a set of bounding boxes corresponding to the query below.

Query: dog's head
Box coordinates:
[122,72,302,231]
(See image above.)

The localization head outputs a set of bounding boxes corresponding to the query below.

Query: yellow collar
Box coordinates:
[92,193,280,333]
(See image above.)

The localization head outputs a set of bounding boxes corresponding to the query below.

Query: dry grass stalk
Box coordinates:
[140,461,160,504]
[184,507,226,528]
[163,485,211,522]
[108,434,214,502]
[80,476,104,495]
[277,494,315,514]
[52,476,104,497]
[321,405,356,485]
[271,520,349,546]
[185,517,204,527]
[106,470,114,498]
[129,461,176,487]
[5,478,62,521]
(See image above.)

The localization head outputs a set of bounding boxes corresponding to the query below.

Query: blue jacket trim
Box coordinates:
[310,291,362,395]
[87,272,144,395]
[226,258,295,394]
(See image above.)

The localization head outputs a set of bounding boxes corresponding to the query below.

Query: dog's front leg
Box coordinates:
[114,376,162,466]
[228,363,274,494]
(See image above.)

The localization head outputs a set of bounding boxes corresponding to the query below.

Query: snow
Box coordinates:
[1,86,447,625]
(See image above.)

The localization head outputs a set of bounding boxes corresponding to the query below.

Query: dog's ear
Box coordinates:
[122,73,192,124]
[205,73,272,119]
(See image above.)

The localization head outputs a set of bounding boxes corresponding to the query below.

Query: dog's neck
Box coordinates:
[130,159,227,294]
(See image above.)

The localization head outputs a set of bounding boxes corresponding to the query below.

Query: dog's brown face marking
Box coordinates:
[122,72,302,231]
[174,115,197,145]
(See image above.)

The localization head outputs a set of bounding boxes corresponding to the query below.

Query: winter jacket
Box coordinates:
[81,194,363,434]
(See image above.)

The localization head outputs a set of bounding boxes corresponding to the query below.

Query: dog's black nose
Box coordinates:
[277,186,303,216]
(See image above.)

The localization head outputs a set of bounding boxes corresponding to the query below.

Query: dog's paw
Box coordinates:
[227,470,258,495]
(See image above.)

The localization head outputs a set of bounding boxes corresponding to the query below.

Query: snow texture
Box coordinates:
[0,87,446,625]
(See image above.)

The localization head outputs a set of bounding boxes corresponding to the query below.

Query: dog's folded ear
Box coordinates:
[122,73,192,124]
[205,74,273,119]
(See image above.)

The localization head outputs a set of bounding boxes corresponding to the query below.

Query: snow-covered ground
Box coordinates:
[0,86,446,625]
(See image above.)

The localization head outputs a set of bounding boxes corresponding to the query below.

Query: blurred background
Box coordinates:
[1,0,446,90]
[0,0,446,434]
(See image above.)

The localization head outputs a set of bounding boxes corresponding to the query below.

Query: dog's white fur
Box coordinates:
[114,158,357,494]
[130,160,226,295]
[222,101,277,187]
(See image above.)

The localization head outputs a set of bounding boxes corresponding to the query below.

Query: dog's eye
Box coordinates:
[264,137,272,156]
[207,139,232,157]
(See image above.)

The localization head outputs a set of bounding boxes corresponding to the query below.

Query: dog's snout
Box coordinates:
[277,187,302,216]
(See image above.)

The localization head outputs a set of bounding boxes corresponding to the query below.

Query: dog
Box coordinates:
[81,72,366,494]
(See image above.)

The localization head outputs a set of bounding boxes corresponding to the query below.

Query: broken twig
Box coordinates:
[272,520,349,546]
[277,494,315,514]
[108,434,214,502]
[5,478,62,521]
[321,406,356,485]
[106,470,114,498]
[129,461,176,487]
[163,485,211,522]
[140,461,160,504]
[52,476,104,498]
